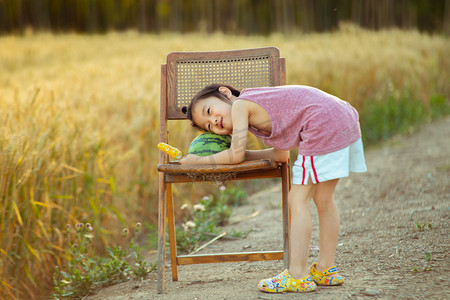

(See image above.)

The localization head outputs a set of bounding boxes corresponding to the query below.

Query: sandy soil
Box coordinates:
[87,117,449,300]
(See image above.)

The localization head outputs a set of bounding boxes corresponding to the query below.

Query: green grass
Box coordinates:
[360,92,449,146]
[52,222,155,299]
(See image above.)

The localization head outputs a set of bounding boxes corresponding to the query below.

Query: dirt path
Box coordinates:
[88,117,449,300]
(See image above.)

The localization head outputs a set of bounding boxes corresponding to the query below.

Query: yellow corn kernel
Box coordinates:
[157,143,182,159]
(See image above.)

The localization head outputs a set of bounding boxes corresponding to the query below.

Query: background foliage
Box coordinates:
[0,0,449,34]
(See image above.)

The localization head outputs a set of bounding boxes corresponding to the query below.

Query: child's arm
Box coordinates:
[244,148,289,162]
[179,100,249,165]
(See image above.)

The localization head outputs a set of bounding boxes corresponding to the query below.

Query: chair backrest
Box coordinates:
[162,47,285,120]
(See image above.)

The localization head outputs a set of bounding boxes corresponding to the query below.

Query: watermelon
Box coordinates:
[187,132,231,156]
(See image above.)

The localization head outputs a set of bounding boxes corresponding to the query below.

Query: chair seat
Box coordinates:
[158,159,279,174]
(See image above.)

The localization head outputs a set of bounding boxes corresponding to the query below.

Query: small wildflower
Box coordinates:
[219,185,226,191]
[65,224,71,233]
[75,223,83,232]
[185,221,195,228]
[182,221,196,231]
[123,228,129,237]
[85,223,91,228]
[202,196,210,201]
[134,222,142,232]
[180,203,189,210]
[193,204,205,211]
[87,224,93,231]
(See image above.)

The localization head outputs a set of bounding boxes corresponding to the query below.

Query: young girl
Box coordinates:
[180,84,367,293]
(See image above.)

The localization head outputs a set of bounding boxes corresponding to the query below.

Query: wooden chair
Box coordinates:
[157,47,289,294]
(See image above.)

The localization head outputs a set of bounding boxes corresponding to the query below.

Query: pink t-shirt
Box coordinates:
[238,85,361,156]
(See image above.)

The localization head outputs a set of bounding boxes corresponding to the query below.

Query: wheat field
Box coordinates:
[0,25,448,298]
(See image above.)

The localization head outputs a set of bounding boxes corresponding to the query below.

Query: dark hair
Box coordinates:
[182,84,241,130]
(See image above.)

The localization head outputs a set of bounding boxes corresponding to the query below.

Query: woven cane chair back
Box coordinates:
[165,47,282,119]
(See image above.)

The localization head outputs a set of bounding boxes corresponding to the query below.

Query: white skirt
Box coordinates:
[292,138,367,185]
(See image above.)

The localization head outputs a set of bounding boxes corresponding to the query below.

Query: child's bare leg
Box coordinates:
[312,179,340,274]
[288,183,316,279]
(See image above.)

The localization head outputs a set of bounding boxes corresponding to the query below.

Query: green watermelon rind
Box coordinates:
[188,133,231,156]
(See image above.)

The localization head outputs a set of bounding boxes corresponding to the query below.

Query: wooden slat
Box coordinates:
[177,251,284,265]
[280,57,286,85]
[281,161,290,269]
[164,168,282,183]
[157,172,167,294]
[166,61,181,119]
[167,47,280,62]
[166,184,178,281]
[159,64,168,164]
[158,159,277,174]
[157,64,168,294]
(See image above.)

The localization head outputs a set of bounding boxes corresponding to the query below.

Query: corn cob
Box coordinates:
[157,142,182,159]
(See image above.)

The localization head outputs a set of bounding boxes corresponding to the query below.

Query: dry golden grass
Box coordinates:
[0,26,448,299]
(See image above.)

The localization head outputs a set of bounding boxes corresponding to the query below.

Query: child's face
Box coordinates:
[192,96,233,135]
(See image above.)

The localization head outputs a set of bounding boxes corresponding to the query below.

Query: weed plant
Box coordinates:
[176,185,247,253]
[412,251,433,273]
[0,26,448,298]
[53,222,155,299]
[416,222,433,231]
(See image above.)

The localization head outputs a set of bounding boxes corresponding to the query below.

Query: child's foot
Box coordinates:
[258,269,317,293]
[310,263,344,286]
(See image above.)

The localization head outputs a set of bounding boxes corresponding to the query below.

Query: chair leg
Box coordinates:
[166,183,179,281]
[281,162,290,269]
[157,175,167,294]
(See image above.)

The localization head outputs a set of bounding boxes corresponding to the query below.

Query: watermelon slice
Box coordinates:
[187,132,231,156]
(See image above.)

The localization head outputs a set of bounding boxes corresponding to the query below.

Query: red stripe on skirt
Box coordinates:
[301,156,306,185]
[311,156,319,183]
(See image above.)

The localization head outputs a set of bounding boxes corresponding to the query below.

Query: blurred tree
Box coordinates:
[0,0,448,34]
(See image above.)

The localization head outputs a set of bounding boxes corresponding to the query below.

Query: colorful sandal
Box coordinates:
[258,269,317,293]
[310,263,344,286]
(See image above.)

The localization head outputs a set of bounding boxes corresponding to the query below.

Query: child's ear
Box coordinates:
[218,86,232,99]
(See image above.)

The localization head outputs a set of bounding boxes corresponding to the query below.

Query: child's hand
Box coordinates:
[179,154,196,165]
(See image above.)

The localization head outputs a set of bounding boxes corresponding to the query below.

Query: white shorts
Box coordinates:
[292,138,367,185]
